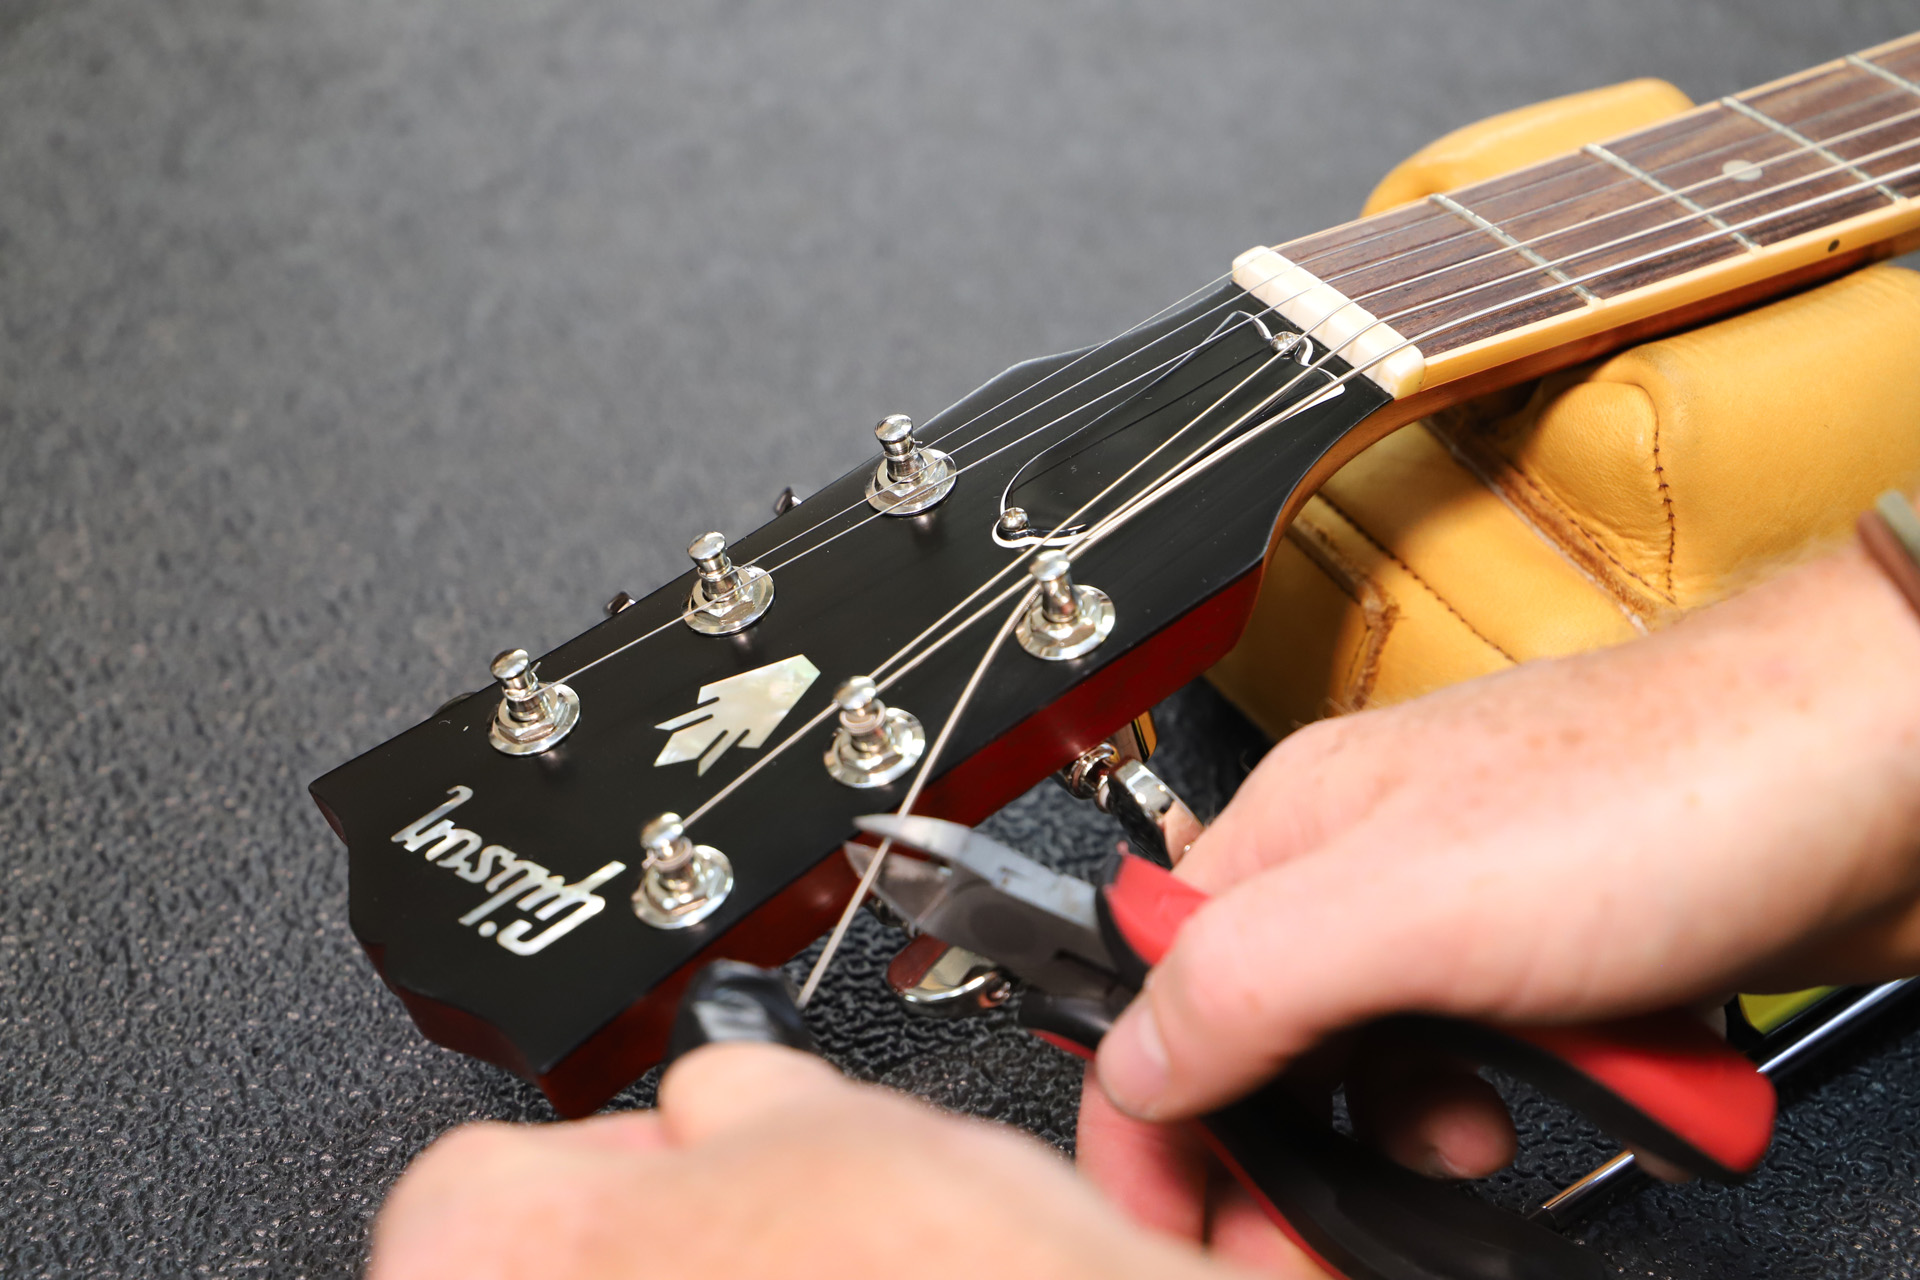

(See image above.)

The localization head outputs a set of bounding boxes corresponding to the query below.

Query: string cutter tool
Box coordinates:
[845,813,1778,1280]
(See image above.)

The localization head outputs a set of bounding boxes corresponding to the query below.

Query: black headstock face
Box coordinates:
[309,282,1390,1113]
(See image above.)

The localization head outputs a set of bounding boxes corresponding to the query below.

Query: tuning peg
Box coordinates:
[487,648,581,755]
[683,532,775,635]
[866,414,957,516]
[632,812,734,929]
[773,486,803,516]
[884,934,1013,1018]
[1016,552,1115,660]
[823,675,925,788]
[1056,716,1201,868]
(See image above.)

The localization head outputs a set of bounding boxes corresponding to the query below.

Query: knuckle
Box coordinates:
[415,1121,522,1177]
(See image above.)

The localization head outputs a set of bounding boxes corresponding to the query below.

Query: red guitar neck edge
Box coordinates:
[368,565,1268,1116]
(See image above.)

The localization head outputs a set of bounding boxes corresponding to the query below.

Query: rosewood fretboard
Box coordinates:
[1267,33,1920,391]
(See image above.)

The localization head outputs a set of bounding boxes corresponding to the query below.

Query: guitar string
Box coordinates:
[678,339,1305,830]
[793,580,1038,1007]
[679,144,1920,837]
[758,122,1920,682]
[788,152,1920,995]
[1064,152,1920,568]
[554,103,1920,692]
[551,272,1320,687]
[726,86,1920,610]
[790,339,1321,999]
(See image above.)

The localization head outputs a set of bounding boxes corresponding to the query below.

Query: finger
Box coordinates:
[1345,1057,1516,1179]
[557,1109,673,1156]
[371,1121,654,1280]
[1206,1173,1335,1278]
[656,1041,854,1146]
[1097,849,1481,1121]
[1074,1074,1209,1241]
[1176,715,1404,895]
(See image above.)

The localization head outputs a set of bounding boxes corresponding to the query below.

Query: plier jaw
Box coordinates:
[846,814,1119,1005]
[847,812,1779,1280]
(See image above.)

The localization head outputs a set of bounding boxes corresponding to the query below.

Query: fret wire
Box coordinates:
[698,151,1920,946]
[1848,54,1920,102]
[737,76,1920,646]
[681,106,1920,688]
[915,89,1918,507]
[1309,88,1920,317]
[1073,152,1920,574]
[621,116,1920,692]
[1721,95,1903,204]
[1403,132,1920,352]
[1427,192,1600,303]
[1353,119,1876,334]
[1582,142,1760,250]
[561,50,1920,693]
[1305,78,1920,307]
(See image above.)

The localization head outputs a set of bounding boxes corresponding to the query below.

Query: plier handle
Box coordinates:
[845,814,1777,1280]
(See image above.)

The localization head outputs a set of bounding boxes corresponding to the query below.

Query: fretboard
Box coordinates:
[1239,32,1920,399]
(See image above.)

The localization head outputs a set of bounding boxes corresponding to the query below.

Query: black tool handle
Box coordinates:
[664,960,818,1065]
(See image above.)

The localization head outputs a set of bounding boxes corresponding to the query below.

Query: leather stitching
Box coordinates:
[1429,412,1677,613]
[1315,495,1518,664]
[1650,400,1678,596]
[1285,514,1398,712]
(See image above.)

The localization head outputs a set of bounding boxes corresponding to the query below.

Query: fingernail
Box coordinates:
[1417,1147,1466,1180]
[1097,1001,1170,1119]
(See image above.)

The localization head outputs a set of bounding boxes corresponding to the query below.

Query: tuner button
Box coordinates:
[875,414,916,458]
[488,647,581,755]
[865,414,956,517]
[634,812,734,930]
[1015,553,1115,662]
[772,485,803,516]
[492,647,532,686]
[824,674,924,788]
[605,591,636,617]
[683,531,775,636]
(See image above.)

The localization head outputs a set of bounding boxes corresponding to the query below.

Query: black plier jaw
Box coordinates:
[846,813,1777,1280]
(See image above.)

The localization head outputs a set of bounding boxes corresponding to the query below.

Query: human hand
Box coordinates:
[369,1041,1290,1280]
[1082,545,1920,1253]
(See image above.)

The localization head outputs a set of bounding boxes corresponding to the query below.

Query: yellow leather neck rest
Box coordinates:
[1210,80,1920,734]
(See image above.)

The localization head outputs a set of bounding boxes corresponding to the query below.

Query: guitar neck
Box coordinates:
[1240,32,1920,411]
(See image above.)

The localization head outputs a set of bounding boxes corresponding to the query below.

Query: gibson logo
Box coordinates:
[390,786,626,956]
[654,654,821,775]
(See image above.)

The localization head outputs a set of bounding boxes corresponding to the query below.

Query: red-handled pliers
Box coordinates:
[848,813,1777,1280]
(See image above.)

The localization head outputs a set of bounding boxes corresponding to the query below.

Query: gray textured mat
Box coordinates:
[5,2,1920,1276]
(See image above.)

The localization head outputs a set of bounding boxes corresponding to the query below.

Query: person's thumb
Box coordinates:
[657,1041,851,1146]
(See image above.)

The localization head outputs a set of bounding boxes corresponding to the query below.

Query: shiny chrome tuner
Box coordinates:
[823,675,925,788]
[632,812,733,930]
[885,934,1012,1018]
[865,414,956,516]
[1058,735,1203,868]
[1016,552,1115,661]
[683,531,774,636]
[487,648,581,755]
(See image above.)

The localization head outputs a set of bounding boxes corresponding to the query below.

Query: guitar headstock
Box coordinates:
[310,282,1390,1115]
